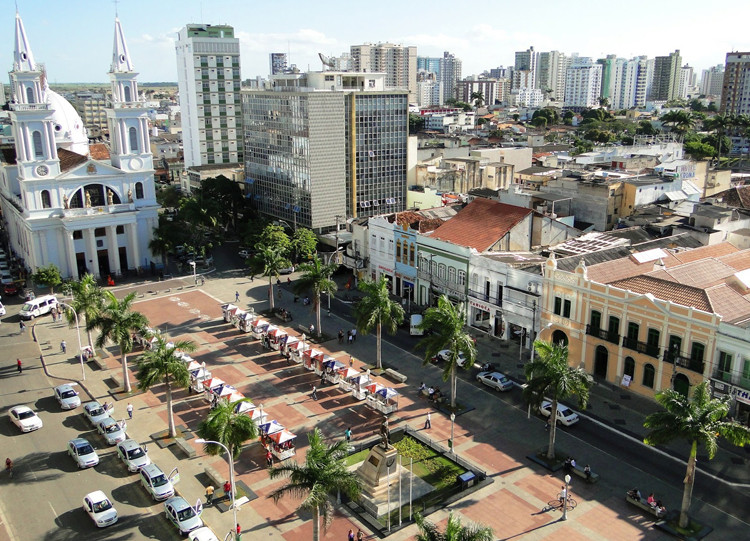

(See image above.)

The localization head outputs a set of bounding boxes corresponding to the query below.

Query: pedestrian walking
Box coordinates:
[17,358,22,373]
[51,310,56,323]
[19,321,25,333]
[235,291,240,302]
[424,411,431,429]
[351,328,357,342]
[545,417,551,431]
[348,332,353,345]
[205,485,214,505]
[309,323,315,335]
[349,356,353,368]
[127,403,133,419]
[311,385,318,400]
[60,340,67,354]
[345,427,352,442]
[348,529,355,541]
[223,480,232,500]
[236,523,242,537]
[357,529,365,541]
[266,448,273,467]
[338,329,344,344]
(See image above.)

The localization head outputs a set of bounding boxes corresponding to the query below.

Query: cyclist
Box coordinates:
[5,457,12,477]
[558,485,568,505]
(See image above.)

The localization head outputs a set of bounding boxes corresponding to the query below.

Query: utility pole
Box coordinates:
[334,215,342,264]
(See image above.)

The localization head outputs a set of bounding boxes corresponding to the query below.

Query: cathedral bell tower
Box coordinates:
[8,12,60,180]
[106,17,153,172]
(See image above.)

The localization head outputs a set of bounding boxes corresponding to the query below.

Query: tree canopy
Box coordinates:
[32,263,62,293]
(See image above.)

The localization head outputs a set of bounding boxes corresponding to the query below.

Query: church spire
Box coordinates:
[13,11,36,72]
[110,17,134,73]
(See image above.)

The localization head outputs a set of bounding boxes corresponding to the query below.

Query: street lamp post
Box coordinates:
[195,438,238,538]
[562,474,571,520]
[59,302,85,381]
[450,412,456,455]
[189,261,197,285]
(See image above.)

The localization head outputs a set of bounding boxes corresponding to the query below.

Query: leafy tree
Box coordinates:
[470,91,484,109]
[562,110,574,125]
[636,120,658,135]
[33,263,62,293]
[417,294,475,409]
[92,291,148,393]
[409,113,425,133]
[149,220,177,268]
[523,340,593,459]
[155,184,184,209]
[476,117,487,126]
[201,175,244,232]
[689,99,706,112]
[268,428,362,541]
[136,335,196,437]
[197,397,258,460]
[684,140,715,160]
[644,382,750,529]
[291,227,318,263]
[581,108,613,124]
[704,114,735,159]
[354,276,404,370]
[66,273,104,353]
[531,117,548,129]
[620,135,634,145]
[512,113,520,122]
[571,138,594,155]
[293,256,337,336]
[255,223,292,256]
[456,101,472,112]
[251,246,291,311]
[532,108,560,126]
[707,102,718,113]
[415,512,493,541]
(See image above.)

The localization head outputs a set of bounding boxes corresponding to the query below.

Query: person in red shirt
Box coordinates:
[223,480,232,500]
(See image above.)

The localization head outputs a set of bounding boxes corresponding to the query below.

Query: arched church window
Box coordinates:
[129,127,139,153]
[32,131,43,157]
[41,190,51,208]
[26,86,34,104]
[124,86,132,102]
[135,182,144,199]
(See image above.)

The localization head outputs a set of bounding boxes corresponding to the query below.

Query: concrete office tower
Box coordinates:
[721,52,750,116]
[455,79,501,106]
[242,72,408,231]
[537,51,567,101]
[418,79,443,107]
[701,65,724,98]
[440,51,462,103]
[650,50,682,101]
[417,56,441,74]
[513,46,537,90]
[269,52,288,75]
[597,55,618,104]
[488,66,512,79]
[351,43,417,102]
[610,56,650,109]
[564,56,602,109]
[175,24,242,168]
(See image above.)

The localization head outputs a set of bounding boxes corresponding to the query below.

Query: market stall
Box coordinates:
[334,367,359,388]
[189,362,211,393]
[268,429,296,460]
[225,305,242,325]
[251,318,270,339]
[349,371,372,400]
[202,377,225,403]
[267,328,288,351]
[221,303,238,323]
[259,420,285,448]
[302,349,324,371]
[237,311,255,333]
[288,340,309,364]
[368,386,400,415]
[245,405,267,425]
[323,358,346,383]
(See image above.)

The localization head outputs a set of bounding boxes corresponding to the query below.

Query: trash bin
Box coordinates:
[458,471,476,489]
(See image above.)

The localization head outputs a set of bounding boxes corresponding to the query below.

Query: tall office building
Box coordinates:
[564,56,602,109]
[242,72,408,231]
[440,51,462,103]
[678,65,695,99]
[513,46,537,90]
[610,56,650,109]
[701,65,724,97]
[417,56,441,74]
[537,51,567,100]
[650,50,682,101]
[175,24,242,168]
[597,55,618,104]
[721,52,750,116]
[269,52,288,75]
[351,43,417,102]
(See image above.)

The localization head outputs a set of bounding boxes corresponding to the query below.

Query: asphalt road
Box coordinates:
[0,302,179,541]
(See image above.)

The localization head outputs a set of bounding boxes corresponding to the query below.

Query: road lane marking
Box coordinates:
[48,502,58,519]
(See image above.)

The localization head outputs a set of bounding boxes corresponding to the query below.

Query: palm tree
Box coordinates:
[644,381,750,529]
[704,113,734,160]
[470,91,484,109]
[268,428,361,541]
[416,294,475,409]
[197,397,259,460]
[251,246,291,311]
[135,335,196,438]
[523,340,593,459]
[66,273,104,353]
[92,291,148,393]
[415,511,493,541]
[293,256,338,337]
[354,276,404,370]
[660,110,694,134]
[149,222,175,270]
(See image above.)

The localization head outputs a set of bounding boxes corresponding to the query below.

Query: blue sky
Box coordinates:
[3,0,747,83]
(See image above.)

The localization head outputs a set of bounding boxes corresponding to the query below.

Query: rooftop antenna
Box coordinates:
[113,0,119,17]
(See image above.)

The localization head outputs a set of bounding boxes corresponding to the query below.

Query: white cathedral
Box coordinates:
[0,13,159,280]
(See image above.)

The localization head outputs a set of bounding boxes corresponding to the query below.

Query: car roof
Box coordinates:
[55,383,75,391]
[85,490,108,502]
[141,463,163,475]
[487,371,507,378]
[70,437,91,447]
[99,417,117,426]
[11,405,32,413]
[119,439,140,450]
[166,496,190,509]
[84,401,102,409]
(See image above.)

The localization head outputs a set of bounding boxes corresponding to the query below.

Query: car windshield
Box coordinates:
[93,500,112,513]
[89,407,104,416]
[18,411,34,420]
[61,390,77,399]
[78,444,94,455]
[176,506,196,521]
[127,447,145,459]
[21,303,32,311]
[561,408,574,417]
[151,474,168,487]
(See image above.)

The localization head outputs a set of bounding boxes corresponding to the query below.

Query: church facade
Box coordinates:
[0,13,159,280]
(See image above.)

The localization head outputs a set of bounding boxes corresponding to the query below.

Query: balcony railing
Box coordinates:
[665,351,705,374]
[12,103,50,111]
[468,288,502,306]
[622,336,660,358]
[586,325,620,345]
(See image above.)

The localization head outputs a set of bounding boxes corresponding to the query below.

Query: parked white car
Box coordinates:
[139,463,176,501]
[476,371,514,392]
[82,490,118,528]
[433,349,469,367]
[9,405,43,432]
[83,401,113,426]
[68,438,99,469]
[54,383,81,410]
[97,417,127,445]
[116,439,151,472]
[189,526,220,541]
[164,496,203,535]
[539,400,580,426]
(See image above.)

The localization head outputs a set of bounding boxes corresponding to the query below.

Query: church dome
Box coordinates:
[45,89,89,156]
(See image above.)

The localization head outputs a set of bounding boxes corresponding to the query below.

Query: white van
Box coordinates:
[19,294,58,320]
[410,314,424,335]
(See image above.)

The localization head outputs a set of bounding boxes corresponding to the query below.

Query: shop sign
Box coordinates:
[469,298,493,313]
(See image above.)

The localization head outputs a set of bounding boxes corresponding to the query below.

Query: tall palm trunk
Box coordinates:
[314,292,321,337]
[547,400,559,459]
[269,277,275,310]
[680,441,697,528]
[166,375,176,438]
[86,326,95,353]
[312,506,320,541]
[376,321,382,369]
[121,351,131,393]
[450,365,457,409]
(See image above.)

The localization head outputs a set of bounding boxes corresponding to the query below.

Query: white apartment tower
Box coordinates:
[513,46,537,90]
[440,51,462,103]
[537,51,567,100]
[175,24,242,168]
[350,43,417,102]
[564,57,602,109]
[610,56,650,109]
[701,65,724,97]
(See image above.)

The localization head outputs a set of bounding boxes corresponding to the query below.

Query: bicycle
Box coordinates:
[546,495,577,512]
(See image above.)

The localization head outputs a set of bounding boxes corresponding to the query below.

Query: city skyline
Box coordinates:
[2,0,747,84]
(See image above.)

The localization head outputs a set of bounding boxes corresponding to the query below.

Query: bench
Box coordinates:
[89,356,107,370]
[571,464,599,483]
[384,368,407,383]
[204,464,225,487]
[625,495,666,518]
[174,437,196,458]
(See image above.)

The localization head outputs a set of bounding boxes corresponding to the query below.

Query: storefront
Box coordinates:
[712,380,750,425]
[468,298,493,333]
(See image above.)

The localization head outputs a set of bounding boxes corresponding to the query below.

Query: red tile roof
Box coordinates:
[89,144,110,161]
[609,275,712,312]
[430,198,532,251]
[58,148,88,173]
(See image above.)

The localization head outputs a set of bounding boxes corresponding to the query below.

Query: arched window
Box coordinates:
[409,245,415,265]
[624,357,635,378]
[551,329,569,347]
[458,270,466,285]
[438,263,446,280]
[124,85,132,102]
[129,127,139,153]
[642,363,655,388]
[135,182,144,199]
[26,86,34,104]
[41,190,51,208]
[32,130,43,157]
[448,267,456,283]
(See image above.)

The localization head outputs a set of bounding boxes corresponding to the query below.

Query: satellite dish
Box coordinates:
[318,53,335,71]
